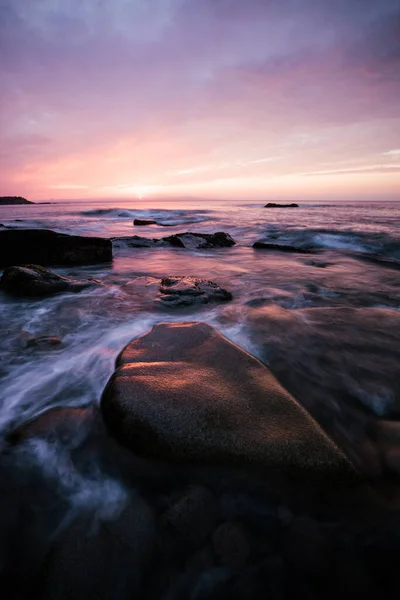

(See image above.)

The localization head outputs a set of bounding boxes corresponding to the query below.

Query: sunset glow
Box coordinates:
[1,0,399,201]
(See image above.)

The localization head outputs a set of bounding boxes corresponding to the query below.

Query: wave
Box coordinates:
[78,207,211,226]
[258,226,400,259]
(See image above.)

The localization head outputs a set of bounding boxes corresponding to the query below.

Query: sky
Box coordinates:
[1,0,400,202]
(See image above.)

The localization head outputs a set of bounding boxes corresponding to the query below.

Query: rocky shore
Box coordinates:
[0,221,400,599]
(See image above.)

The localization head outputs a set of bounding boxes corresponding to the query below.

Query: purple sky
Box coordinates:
[1,0,399,201]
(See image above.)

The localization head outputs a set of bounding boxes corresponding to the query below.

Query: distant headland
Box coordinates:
[0,196,34,205]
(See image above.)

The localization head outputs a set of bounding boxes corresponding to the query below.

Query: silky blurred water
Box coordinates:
[0,198,399,442]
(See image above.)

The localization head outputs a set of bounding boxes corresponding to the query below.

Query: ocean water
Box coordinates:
[0,198,399,474]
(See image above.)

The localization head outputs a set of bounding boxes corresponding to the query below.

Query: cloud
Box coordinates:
[0,0,399,199]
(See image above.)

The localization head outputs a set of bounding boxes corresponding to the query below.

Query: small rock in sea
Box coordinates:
[133,219,157,226]
[159,276,232,306]
[164,231,235,249]
[252,241,313,253]
[0,264,92,297]
[212,521,251,566]
[264,203,299,208]
[162,485,218,548]
[25,336,63,349]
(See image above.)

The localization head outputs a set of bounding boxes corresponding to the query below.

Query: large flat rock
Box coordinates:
[0,229,112,266]
[101,322,357,483]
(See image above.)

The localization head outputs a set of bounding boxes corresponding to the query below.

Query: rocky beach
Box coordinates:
[0,198,399,598]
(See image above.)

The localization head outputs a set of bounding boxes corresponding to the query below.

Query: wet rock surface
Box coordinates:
[122,276,232,307]
[0,265,92,297]
[246,306,400,482]
[112,231,235,249]
[159,276,232,306]
[0,229,112,266]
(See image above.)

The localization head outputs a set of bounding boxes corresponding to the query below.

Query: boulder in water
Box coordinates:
[123,276,232,307]
[101,322,356,485]
[164,231,235,249]
[0,265,92,297]
[112,231,235,250]
[159,276,232,306]
[0,229,112,266]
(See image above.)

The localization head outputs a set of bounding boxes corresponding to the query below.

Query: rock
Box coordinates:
[264,203,298,208]
[101,322,357,485]
[0,229,112,267]
[253,242,312,253]
[162,485,218,547]
[112,231,235,250]
[0,264,92,297]
[37,498,155,600]
[159,276,232,306]
[0,196,33,205]
[25,336,63,349]
[133,219,157,226]
[164,231,235,249]
[246,306,400,474]
[212,522,251,566]
[283,516,330,573]
[123,276,232,308]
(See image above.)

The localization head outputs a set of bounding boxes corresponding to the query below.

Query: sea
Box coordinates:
[0,198,399,475]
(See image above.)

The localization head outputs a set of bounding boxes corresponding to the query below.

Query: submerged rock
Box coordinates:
[0,229,112,266]
[112,231,235,250]
[159,276,232,306]
[0,264,92,297]
[123,276,232,307]
[253,242,313,253]
[264,203,298,208]
[25,336,63,349]
[101,322,356,484]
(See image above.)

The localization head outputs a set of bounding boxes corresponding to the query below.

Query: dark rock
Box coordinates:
[253,242,313,253]
[101,322,357,484]
[212,522,251,566]
[25,336,63,349]
[162,485,218,548]
[164,231,235,249]
[37,498,155,600]
[133,219,157,226]
[0,264,92,297]
[122,276,232,308]
[0,229,112,266]
[264,203,298,208]
[246,305,400,476]
[159,276,232,306]
[113,231,235,250]
[283,516,331,574]
[0,196,33,205]
[113,235,164,248]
